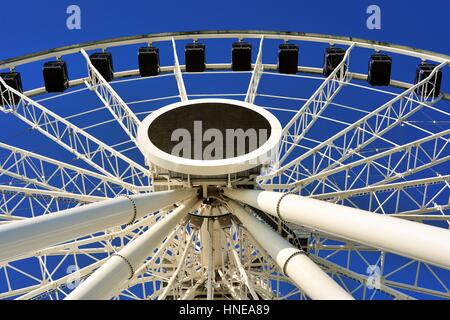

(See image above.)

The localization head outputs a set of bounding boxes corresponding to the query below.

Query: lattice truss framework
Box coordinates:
[0,31,448,300]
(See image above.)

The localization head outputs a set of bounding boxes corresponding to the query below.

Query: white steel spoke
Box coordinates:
[65,197,199,299]
[81,49,141,144]
[224,229,259,300]
[310,255,413,300]
[258,61,447,190]
[0,185,103,220]
[0,77,149,186]
[228,199,353,299]
[273,44,355,169]
[225,188,450,269]
[296,129,450,192]
[312,175,450,217]
[0,189,196,262]
[171,38,188,101]
[0,142,140,198]
[245,36,264,104]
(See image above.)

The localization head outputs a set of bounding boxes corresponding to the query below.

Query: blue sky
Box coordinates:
[0,0,449,300]
[1,0,449,60]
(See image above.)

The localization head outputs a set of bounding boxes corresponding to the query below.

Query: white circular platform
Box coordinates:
[137,98,282,175]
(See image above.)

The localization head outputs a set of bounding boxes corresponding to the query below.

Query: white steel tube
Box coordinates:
[228,200,353,300]
[65,197,200,300]
[158,231,195,300]
[0,189,196,262]
[224,189,450,269]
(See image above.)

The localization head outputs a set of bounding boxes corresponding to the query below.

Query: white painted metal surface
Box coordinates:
[171,37,188,101]
[137,98,282,175]
[0,76,149,186]
[65,197,200,300]
[81,48,142,143]
[228,199,353,300]
[0,189,196,262]
[224,188,450,269]
[245,36,264,104]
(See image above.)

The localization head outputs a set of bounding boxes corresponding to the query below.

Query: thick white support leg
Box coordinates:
[228,200,353,300]
[65,197,200,300]
[223,188,450,269]
[0,189,197,262]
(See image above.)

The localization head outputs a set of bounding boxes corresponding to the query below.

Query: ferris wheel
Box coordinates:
[0,30,449,300]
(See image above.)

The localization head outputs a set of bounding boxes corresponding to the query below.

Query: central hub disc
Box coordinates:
[137,98,281,175]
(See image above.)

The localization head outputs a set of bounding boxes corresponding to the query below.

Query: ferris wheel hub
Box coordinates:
[137,98,282,176]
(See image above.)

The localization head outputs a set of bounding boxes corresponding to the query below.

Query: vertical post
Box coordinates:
[172,37,188,101]
[206,219,214,300]
[245,36,264,104]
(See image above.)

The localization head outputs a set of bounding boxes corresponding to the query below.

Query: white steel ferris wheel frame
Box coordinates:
[0,30,449,300]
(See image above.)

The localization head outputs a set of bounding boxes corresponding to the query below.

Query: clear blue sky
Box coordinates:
[1,0,449,60]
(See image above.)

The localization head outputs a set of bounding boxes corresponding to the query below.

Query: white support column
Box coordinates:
[171,37,188,101]
[65,197,200,300]
[0,189,197,262]
[224,188,450,269]
[227,199,353,300]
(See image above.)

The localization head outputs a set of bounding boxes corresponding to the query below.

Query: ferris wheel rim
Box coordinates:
[1,30,450,71]
[0,29,448,301]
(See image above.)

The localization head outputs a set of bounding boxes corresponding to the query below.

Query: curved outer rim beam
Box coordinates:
[223,188,450,270]
[22,65,446,102]
[0,188,196,262]
[227,199,353,300]
[65,197,200,300]
[1,30,449,70]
